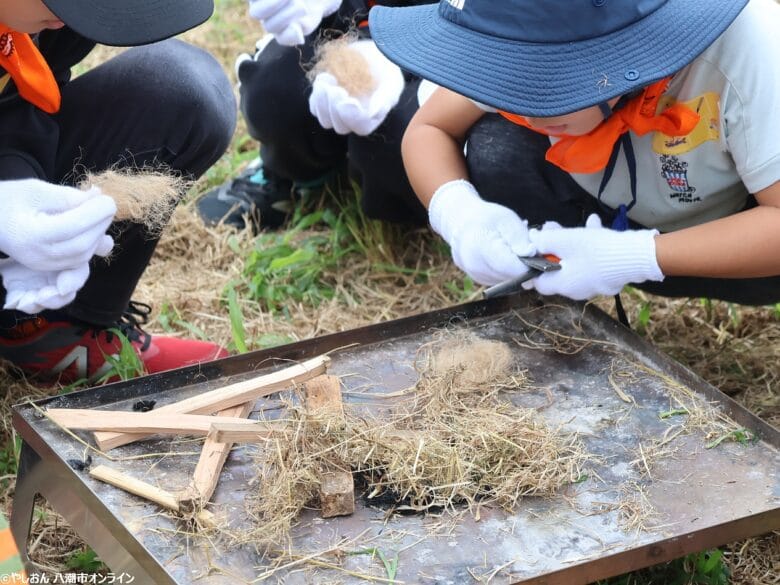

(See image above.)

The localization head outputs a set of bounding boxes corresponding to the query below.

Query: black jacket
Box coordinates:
[0,28,95,181]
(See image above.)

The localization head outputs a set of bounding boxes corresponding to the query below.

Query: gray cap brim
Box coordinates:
[42,0,214,46]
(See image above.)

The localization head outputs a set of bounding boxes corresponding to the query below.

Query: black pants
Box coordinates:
[237,38,428,225]
[465,115,780,306]
[0,40,237,327]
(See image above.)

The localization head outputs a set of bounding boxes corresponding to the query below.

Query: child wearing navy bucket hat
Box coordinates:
[368,0,780,305]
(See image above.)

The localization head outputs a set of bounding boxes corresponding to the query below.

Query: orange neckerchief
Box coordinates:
[499,78,699,174]
[0,25,61,114]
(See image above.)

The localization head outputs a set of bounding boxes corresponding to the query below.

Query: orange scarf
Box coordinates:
[499,78,699,174]
[0,25,61,114]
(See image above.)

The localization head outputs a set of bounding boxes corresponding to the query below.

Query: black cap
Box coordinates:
[41,0,214,46]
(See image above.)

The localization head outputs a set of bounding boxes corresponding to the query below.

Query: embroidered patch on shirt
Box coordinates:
[653,92,720,156]
[660,155,701,204]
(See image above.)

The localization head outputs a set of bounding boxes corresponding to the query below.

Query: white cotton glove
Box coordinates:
[308,39,405,136]
[248,0,341,46]
[523,214,664,300]
[428,180,536,286]
[0,179,115,272]
[1,261,90,314]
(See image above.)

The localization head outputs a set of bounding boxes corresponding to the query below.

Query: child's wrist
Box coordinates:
[601,229,664,285]
[428,179,480,240]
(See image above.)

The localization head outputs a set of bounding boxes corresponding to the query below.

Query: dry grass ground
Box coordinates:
[0,0,777,581]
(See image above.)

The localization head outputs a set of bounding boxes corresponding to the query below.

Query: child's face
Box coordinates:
[524,98,620,136]
[0,0,64,34]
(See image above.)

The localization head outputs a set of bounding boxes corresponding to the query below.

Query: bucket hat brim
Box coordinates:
[42,0,214,46]
[369,1,748,117]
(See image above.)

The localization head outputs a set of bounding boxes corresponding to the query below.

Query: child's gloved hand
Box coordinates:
[0,179,115,272]
[308,40,404,136]
[523,214,664,300]
[428,180,536,286]
[248,0,341,46]
[0,261,90,314]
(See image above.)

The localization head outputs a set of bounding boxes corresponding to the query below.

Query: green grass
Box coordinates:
[94,329,146,383]
[444,275,476,302]
[236,184,419,317]
[0,436,21,484]
[254,331,296,349]
[65,547,105,574]
[599,550,730,585]
[225,283,249,353]
[239,207,350,314]
[705,428,756,449]
[347,548,399,583]
[156,302,210,341]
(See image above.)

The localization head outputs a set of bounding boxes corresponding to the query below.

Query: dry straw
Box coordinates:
[240,331,588,548]
[513,305,743,445]
[609,355,744,445]
[724,531,780,584]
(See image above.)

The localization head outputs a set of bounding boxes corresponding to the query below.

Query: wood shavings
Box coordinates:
[421,333,516,389]
[310,36,376,97]
[80,168,185,236]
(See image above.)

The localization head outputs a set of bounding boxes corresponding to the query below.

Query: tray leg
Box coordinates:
[10,441,40,565]
[10,441,166,583]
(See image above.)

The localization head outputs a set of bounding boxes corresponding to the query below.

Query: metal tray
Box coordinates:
[11,294,780,584]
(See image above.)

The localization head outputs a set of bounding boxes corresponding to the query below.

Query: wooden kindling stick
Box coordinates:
[90,355,330,451]
[90,464,180,509]
[206,421,282,443]
[176,401,255,510]
[89,464,215,526]
[46,409,274,436]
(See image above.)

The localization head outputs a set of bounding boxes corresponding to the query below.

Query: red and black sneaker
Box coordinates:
[0,302,229,386]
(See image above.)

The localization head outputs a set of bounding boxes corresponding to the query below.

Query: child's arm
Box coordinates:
[656,180,780,278]
[401,87,536,286]
[401,87,487,207]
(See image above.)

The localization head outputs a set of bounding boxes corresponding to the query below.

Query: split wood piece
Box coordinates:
[47,409,273,435]
[304,375,355,518]
[93,355,330,451]
[89,464,215,527]
[207,421,282,443]
[177,401,254,510]
[320,471,356,518]
[304,374,345,416]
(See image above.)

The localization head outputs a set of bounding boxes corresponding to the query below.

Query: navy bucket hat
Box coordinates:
[41,0,214,46]
[369,0,749,117]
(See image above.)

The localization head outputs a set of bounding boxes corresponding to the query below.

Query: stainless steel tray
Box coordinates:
[11,294,780,584]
